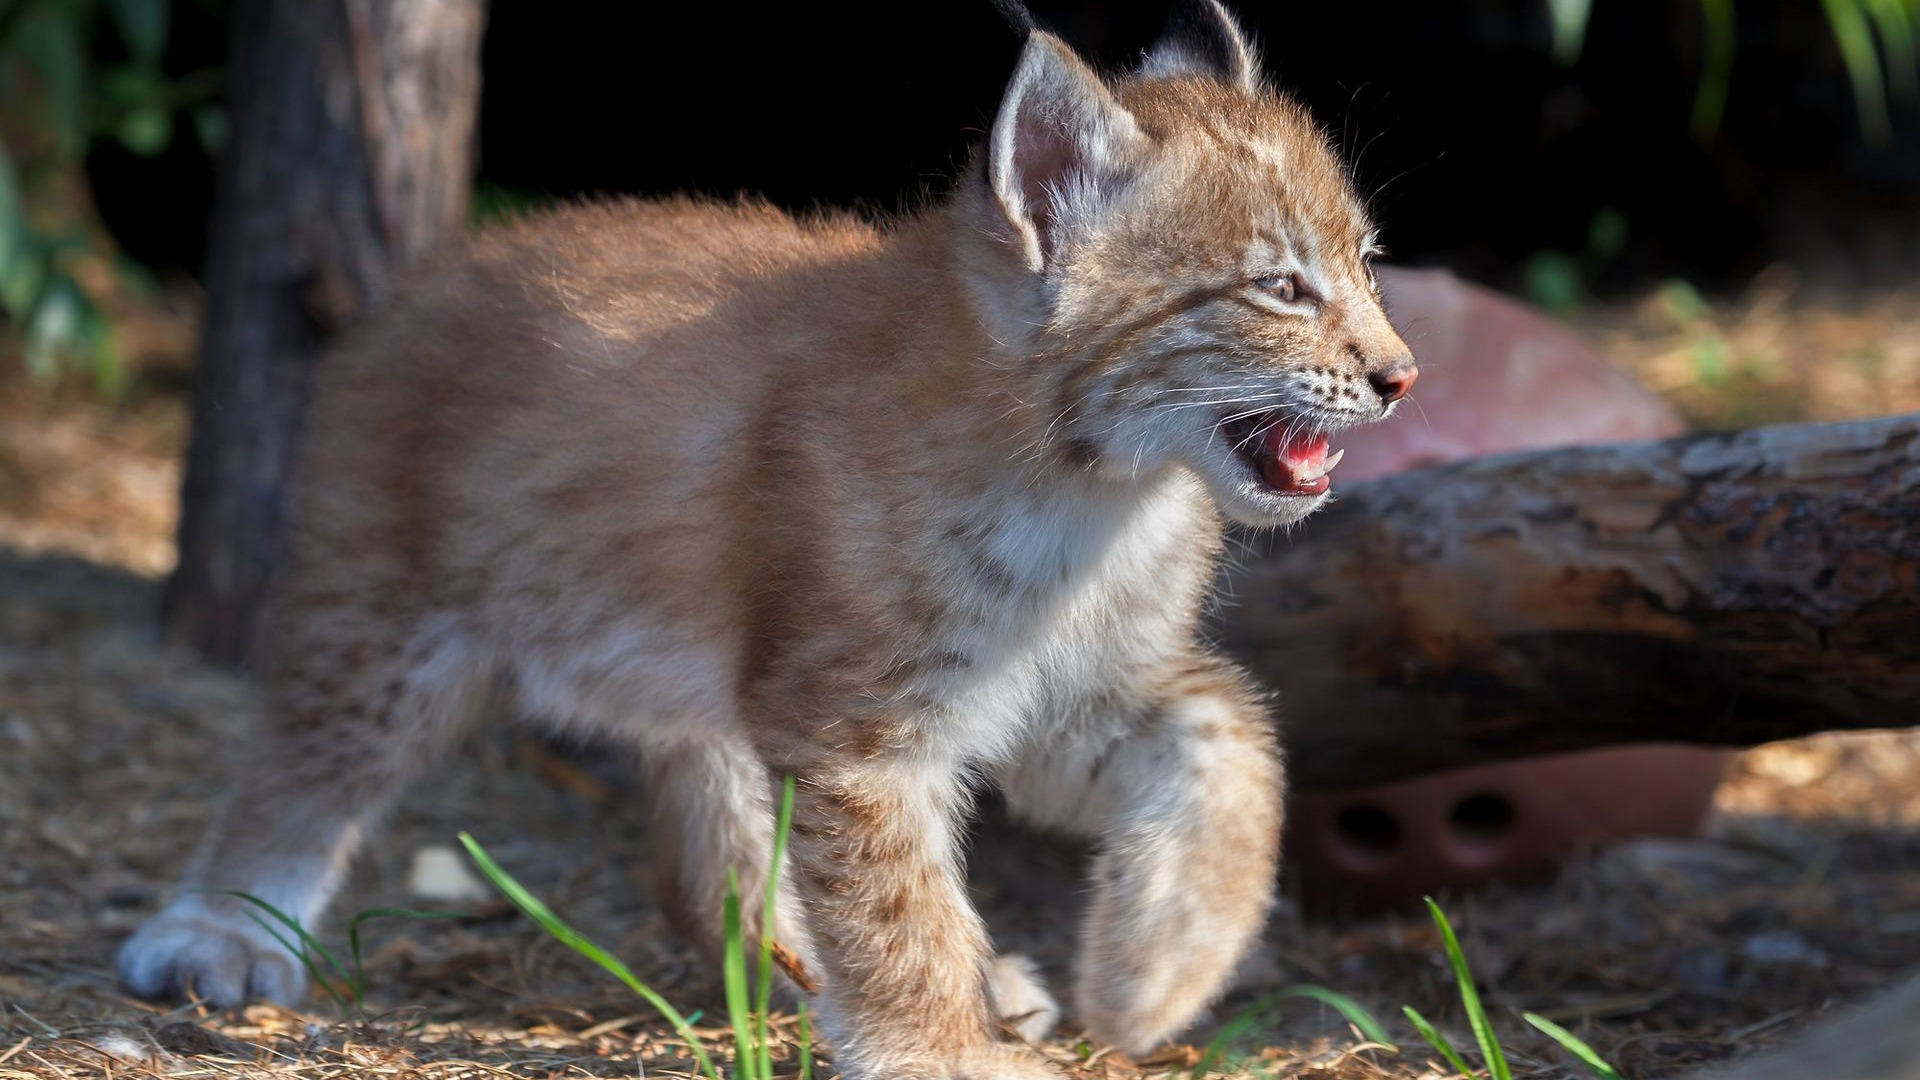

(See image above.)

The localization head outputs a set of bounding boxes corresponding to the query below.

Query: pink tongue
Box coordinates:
[1260,430,1330,492]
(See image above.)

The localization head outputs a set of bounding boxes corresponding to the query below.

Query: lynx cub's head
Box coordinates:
[967,0,1416,527]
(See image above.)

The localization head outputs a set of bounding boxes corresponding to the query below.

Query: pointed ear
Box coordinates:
[988,32,1148,275]
[1140,0,1261,93]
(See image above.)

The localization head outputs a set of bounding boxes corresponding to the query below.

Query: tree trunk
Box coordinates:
[1216,411,1920,791]
[164,0,485,665]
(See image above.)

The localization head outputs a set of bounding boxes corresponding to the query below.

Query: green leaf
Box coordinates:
[1425,897,1510,1080]
[1524,1012,1624,1080]
[0,141,22,282]
[192,105,229,153]
[2,246,47,322]
[17,7,88,162]
[1522,250,1583,316]
[1821,0,1893,144]
[1546,0,1593,65]
[458,832,721,1080]
[107,0,169,67]
[1656,278,1710,325]
[23,275,81,381]
[0,0,45,52]
[117,104,170,156]
[1586,207,1628,261]
[100,63,159,108]
[1863,0,1919,106]
[469,182,544,227]
[1403,1006,1476,1078]
[85,309,125,399]
[1691,0,1737,143]
[1688,335,1729,383]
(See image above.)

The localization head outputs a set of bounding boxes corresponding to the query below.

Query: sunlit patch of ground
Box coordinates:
[0,383,182,576]
[1589,271,1920,431]
[2,278,1917,1078]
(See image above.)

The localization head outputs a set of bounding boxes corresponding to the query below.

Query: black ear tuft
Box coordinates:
[990,0,1036,36]
[1140,0,1260,92]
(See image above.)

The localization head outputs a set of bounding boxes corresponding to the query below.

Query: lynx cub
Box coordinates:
[119,4,1415,1077]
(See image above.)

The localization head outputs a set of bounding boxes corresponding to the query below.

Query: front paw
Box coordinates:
[944,1044,1068,1080]
[117,898,308,1008]
[988,953,1060,1043]
[854,1043,1063,1080]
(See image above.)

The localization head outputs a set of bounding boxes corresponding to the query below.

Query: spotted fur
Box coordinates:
[118,5,1413,1077]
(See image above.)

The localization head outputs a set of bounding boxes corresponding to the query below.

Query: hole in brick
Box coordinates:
[1334,803,1404,854]
[1449,792,1517,845]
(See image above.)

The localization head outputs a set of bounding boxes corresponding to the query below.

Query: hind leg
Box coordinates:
[644,732,816,972]
[118,606,492,1007]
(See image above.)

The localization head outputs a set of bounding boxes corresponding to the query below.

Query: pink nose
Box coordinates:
[1368,358,1419,404]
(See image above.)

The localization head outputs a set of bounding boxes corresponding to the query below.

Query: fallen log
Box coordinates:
[1216,411,1920,791]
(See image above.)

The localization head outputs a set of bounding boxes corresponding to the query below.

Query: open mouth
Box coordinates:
[1220,411,1344,496]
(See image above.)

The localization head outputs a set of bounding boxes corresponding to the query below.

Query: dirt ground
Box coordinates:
[2,278,1918,1079]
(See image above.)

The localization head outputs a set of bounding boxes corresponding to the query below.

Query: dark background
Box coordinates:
[93,0,1920,298]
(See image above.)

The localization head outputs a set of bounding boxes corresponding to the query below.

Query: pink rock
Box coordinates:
[1341,266,1685,480]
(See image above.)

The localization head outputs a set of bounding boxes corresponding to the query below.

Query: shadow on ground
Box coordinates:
[5,550,1920,1078]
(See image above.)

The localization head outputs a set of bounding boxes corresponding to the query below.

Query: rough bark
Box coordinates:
[164,0,485,665]
[1216,411,1920,791]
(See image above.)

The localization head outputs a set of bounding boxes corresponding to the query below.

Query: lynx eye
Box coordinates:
[1253,272,1307,304]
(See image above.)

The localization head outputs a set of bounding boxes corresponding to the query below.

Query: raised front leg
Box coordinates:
[786,757,1061,1080]
[1001,655,1284,1055]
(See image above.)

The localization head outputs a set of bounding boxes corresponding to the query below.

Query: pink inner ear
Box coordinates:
[1013,106,1081,264]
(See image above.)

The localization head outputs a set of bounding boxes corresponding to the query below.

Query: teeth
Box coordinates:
[1295,447,1345,483]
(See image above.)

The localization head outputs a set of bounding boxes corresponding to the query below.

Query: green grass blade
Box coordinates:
[1278,984,1397,1049]
[458,832,720,1080]
[1864,0,1920,105]
[346,905,472,924]
[345,907,467,1001]
[1822,0,1894,143]
[1190,983,1396,1077]
[244,912,353,1014]
[219,892,353,992]
[796,1000,813,1080]
[1403,1006,1476,1078]
[1546,0,1593,65]
[1524,1012,1624,1080]
[106,0,169,68]
[1424,898,1509,1080]
[756,775,796,1079]
[1191,1003,1264,1078]
[0,141,21,284]
[723,868,757,1080]
[1691,0,1737,142]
